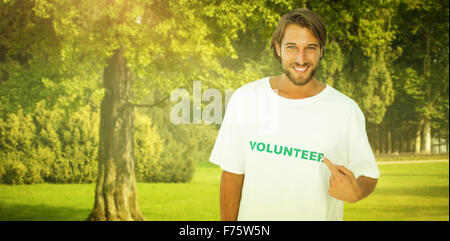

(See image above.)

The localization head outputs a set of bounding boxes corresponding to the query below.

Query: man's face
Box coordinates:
[276,24,323,86]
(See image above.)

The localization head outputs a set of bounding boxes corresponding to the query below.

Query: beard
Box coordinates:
[281,56,318,86]
[284,65,318,86]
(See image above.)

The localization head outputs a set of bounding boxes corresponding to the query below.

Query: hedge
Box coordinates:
[0,100,216,184]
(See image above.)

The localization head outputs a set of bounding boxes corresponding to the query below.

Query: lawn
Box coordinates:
[0,160,448,221]
[344,161,449,221]
[0,161,222,221]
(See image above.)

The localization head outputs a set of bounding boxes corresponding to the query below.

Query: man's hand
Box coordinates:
[323,157,362,203]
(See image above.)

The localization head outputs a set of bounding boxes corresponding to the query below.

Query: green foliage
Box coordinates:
[0,99,207,184]
[0,101,98,184]
[134,113,163,182]
[382,0,449,153]
[157,141,193,183]
[144,105,218,183]
[0,0,448,186]
[361,54,394,124]
[1,159,27,185]
[0,109,35,152]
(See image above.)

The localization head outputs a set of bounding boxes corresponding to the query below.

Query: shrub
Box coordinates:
[134,113,163,182]
[57,105,99,183]
[1,159,27,185]
[0,100,217,184]
[157,141,195,182]
[0,101,99,184]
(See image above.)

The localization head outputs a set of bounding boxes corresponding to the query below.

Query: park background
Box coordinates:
[0,0,448,220]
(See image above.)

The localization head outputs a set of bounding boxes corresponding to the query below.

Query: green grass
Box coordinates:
[375,153,449,162]
[0,183,95,221]
[344,161,449,221]
[0,161,222,221]
[138,161,221,221]
[0,160,448,221]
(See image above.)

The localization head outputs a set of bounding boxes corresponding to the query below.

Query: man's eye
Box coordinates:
[287,46,296,49]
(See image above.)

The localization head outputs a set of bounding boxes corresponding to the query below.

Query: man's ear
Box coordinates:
[320,48,324,60]
[275,42,281,58]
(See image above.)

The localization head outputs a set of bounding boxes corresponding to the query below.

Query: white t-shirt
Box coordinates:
[209,77,380,221]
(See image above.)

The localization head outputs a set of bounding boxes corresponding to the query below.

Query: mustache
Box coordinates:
[292,63,313,67]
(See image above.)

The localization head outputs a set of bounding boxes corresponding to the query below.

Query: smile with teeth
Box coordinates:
[293,66,309,73]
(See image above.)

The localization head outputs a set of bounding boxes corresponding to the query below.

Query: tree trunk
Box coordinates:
[415,120,423,154]
[409,131,414,153]
[87,48,145,221]
[446,137,449,154]
[405,131,410,153]
[386,111,392,154]
[387,128,392,154]
[422,119,432,154]
[421,23,432,155]
[379,126,385,154]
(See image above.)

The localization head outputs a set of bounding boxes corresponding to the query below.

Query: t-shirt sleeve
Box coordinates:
[347,103,380,179]
[209,92,245,174]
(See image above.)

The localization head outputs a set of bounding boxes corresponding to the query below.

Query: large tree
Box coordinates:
[392,0,449,154]
[1,0,262,220]
[0,0,292,221]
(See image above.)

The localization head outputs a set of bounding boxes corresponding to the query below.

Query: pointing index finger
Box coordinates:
[323,157,342,177]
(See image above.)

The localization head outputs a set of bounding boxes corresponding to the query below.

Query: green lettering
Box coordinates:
[251,141,324,163]
[317,153,324,162]
[274,145,283,154]
[249,141,257,150]
[257,143,266,152]
[283,146,292,157]
[301,150,309,159]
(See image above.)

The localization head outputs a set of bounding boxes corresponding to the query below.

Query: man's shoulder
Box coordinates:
[229,77,269,99]
[324,86,360,110]
[235,77,268,92]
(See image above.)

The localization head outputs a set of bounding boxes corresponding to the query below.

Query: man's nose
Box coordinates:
[295,50,307,65]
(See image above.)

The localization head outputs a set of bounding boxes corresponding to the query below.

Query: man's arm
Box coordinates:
[220,170,244,221]
[356,176,377,202]
[324,158,377,203]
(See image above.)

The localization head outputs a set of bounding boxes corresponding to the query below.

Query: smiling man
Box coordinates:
[209,8,380,221]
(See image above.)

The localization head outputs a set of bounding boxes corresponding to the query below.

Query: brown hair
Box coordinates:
[271,8,327,63]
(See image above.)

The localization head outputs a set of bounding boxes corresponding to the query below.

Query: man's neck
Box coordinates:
[269,74,326,100]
